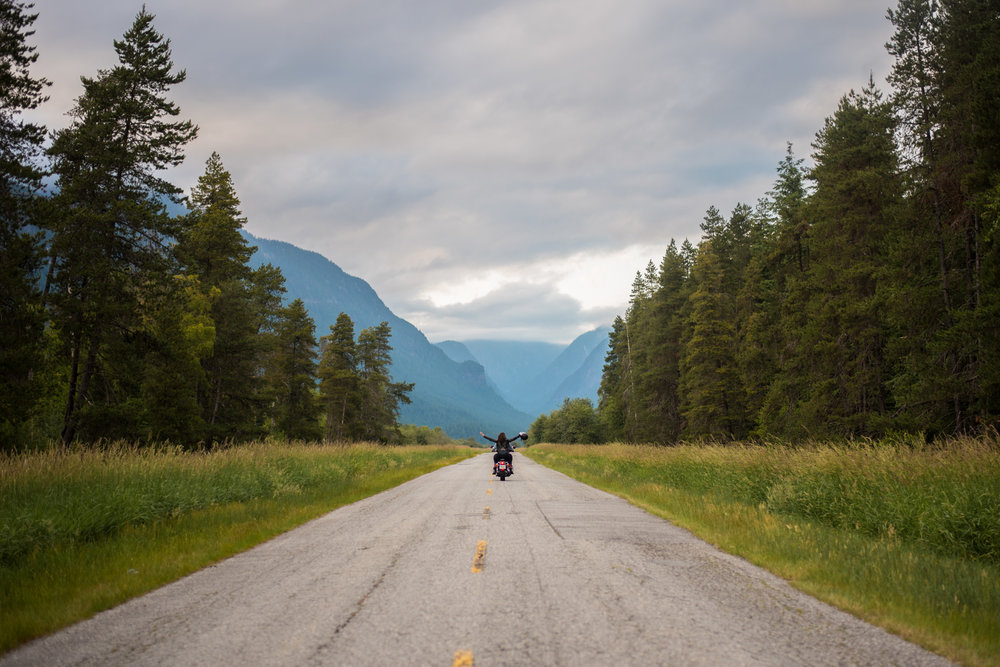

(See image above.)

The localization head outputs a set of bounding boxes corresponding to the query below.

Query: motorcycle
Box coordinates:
[493,458,513,481]
[489,432,526,481]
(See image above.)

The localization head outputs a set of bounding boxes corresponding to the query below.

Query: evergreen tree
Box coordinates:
[140,275,214,444]
[175,152,273,442]
[753,146,816,437]
[270,298,320,441]
[45,8,197,443]
[597,315,628,440]
[679,240,746,440]
[934,0,1000,426]
[248,263,288,434]
[796,80,901,437]
[177,152,254,286]
[318,312,360,441]
[0,0,49,447]
[593,1,1000,442]
[884,0,1000,431]
[739,146,808,430]
[631,240,689,443]
[724,204,755,290]
[356,321,413,443]
[731,199,778,434]
[699,206,727,252]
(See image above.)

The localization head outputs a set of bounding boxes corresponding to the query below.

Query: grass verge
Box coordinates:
[0,442,476,654]
[522,440,1000,667]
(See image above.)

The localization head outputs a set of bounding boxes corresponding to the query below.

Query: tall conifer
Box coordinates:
[356,321,413,443]
[795,80,900,437]
[46,8,197,443]
[319,312,360,441]
[0,0,49,447]
[679,241,746,440]
[270,298,320,441]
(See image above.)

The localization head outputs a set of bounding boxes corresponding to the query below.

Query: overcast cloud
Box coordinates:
[27,0,895,343]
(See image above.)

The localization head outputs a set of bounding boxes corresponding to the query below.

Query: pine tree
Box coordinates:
[0,0,48,198]
[318,312,361,441]
[247,263,288,435]
[45,8,197,443]
[884,0,1000,431]
[699,206,727,252]
[934,0,1000,426]
[356,321,413,443]
[597,315,628,440]
[175,152,274,442]
[752,146,815,437]
[0,0,49,447]
[177,152,254,286]
[679,241,746,440]
[140,275,214,444]
[631,240,689,443]
[270,298,320,441]
[793,80,901,437]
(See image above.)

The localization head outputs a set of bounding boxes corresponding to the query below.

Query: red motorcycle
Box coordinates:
[493,459,512,481]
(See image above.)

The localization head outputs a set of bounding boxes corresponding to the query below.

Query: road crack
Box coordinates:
[311,546,406,659]
[535,500,563,539]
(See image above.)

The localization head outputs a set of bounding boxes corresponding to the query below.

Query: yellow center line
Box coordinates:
[471,540,487,573]
[483,506,490,520]
[486,488,492,496]
[454,649,474,666]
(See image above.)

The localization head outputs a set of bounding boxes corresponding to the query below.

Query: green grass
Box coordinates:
[522,439,1000,667]
[0,441,476,654]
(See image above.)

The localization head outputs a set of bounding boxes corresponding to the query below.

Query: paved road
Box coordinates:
[3,452,952,666]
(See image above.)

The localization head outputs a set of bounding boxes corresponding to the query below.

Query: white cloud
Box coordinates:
[27,0,898,343]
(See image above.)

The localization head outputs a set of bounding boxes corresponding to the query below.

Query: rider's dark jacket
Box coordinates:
[483,433,515,454]
[482,433,516,465]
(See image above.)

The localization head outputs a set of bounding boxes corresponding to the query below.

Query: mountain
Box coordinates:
[538,334,610,413]
[434,340,477,364]
[436,326,612,418]
[528,326,611,413]
[436,340,562,412]
[245,232,530,437]
[433,340,505,398]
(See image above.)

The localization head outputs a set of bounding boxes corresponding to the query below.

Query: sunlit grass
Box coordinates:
[523,438,1000,667]
[0,441,476,653]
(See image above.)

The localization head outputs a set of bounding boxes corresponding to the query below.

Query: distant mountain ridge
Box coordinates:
[244,232,530,437]
[451,340,563,410]
[436,326,612,417]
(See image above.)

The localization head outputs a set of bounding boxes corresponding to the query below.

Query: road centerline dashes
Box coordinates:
[471,540,487,573]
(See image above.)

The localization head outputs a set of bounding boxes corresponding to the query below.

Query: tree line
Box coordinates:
[535,0,998,444]
[0,4,412,449]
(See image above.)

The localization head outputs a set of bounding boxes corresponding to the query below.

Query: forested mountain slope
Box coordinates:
[246,232,530,437]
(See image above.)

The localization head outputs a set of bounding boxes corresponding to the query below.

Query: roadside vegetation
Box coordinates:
[0,441,476,653]
[581,1,1000,448]
[2,6,417,453]
[523,437,1000,667]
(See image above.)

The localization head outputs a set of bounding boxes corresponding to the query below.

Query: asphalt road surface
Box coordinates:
[3,452,953,666]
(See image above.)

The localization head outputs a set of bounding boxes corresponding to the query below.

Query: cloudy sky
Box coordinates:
[27,0,895,344]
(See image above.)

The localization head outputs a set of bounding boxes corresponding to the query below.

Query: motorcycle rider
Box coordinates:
[480,431,525,475]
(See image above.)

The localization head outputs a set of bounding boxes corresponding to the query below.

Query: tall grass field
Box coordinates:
[523,438,1000,667]
[0,441,475,654]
